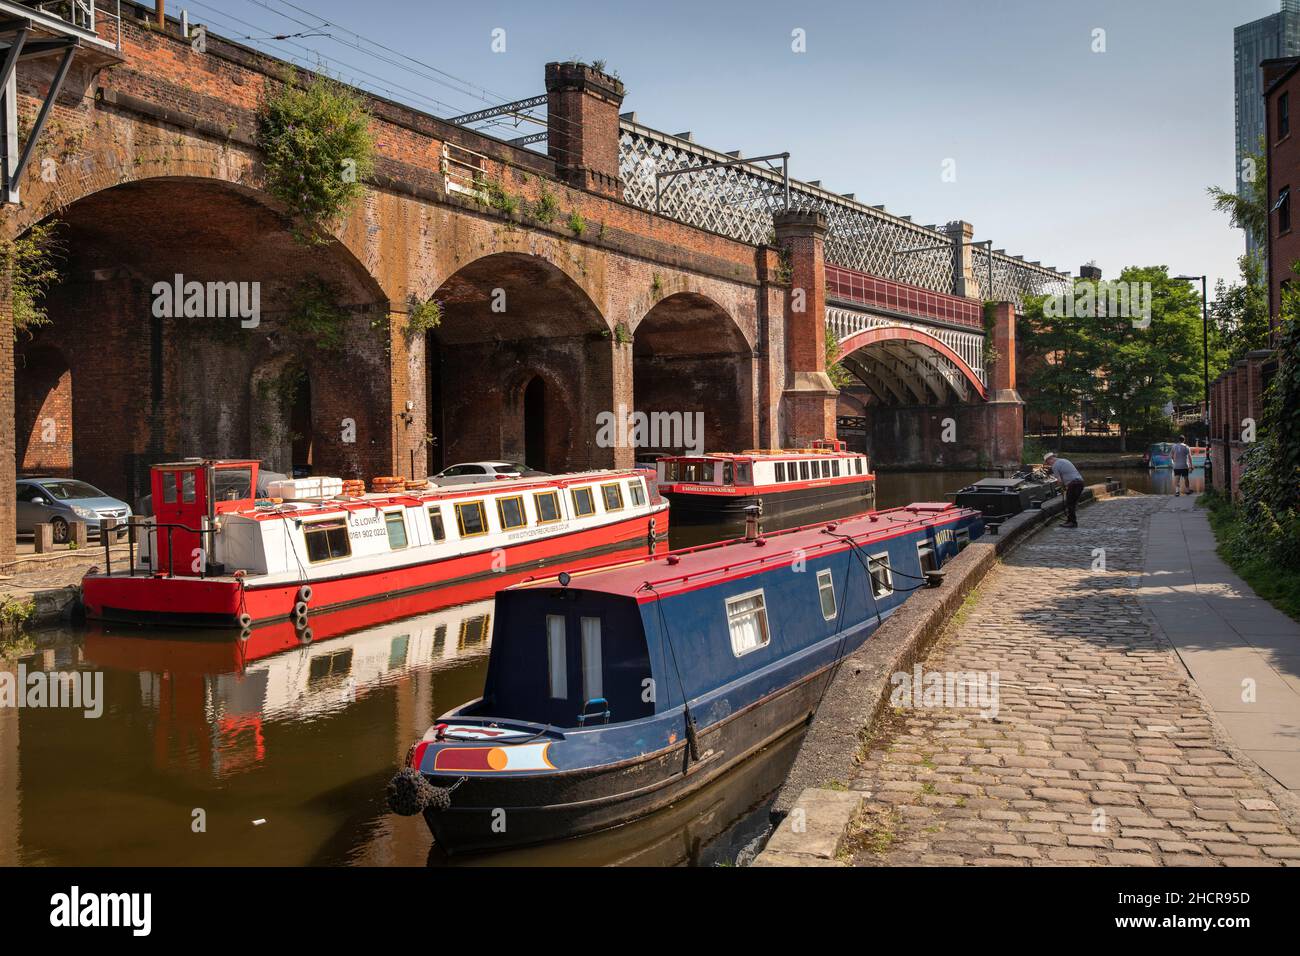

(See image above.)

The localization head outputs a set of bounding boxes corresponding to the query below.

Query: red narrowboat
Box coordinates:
[655,439,874,521]
[81,458,668,628]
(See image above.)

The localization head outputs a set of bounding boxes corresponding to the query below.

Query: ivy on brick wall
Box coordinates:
[1,221,62,334]
[257,73,376,245]
[286,277,351,351]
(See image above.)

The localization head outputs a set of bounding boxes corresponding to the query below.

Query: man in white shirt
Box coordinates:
[1170,436,1192,497]
[1043,452,1085,529]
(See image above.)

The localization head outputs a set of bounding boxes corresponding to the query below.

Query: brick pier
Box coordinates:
[848,495,1300,866]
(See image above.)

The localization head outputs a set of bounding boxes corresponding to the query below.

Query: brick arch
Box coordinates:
[633,291,756,453]
[838,325,987,403]
[425,250,613,472]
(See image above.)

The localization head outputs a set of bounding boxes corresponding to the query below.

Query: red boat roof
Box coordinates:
[515,503,972,600]
[658,448,865,461]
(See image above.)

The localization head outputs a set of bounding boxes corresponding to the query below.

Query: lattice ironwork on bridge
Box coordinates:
[618,118,1071,308]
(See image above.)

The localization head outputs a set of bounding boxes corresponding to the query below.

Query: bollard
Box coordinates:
[34,523,54,553]
[69,520,89,548]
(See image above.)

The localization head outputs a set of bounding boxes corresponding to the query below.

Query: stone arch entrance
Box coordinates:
[633,292,754,453]
[426,252,611,473]
[12,177,389,506]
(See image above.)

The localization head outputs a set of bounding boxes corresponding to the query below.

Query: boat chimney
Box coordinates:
[744,504,762,542]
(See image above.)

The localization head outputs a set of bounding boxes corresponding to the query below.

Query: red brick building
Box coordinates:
[1264,56,1300,325]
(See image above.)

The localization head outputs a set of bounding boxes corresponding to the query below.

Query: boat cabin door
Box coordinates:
[151,464,208,576]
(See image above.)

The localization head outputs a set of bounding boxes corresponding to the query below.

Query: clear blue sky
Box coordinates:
[178,0,1281,292]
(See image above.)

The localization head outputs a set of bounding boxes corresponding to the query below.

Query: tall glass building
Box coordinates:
[1235,1,1300,258]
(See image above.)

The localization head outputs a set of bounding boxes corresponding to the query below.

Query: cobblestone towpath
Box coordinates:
[849,494,1300,867]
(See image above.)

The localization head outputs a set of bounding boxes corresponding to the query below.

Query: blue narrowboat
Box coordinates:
[386,502,984,854]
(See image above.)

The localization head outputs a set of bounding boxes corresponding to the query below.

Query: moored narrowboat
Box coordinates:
[387,501,983,854]
[655,439,874,521]
[81,458,668,628]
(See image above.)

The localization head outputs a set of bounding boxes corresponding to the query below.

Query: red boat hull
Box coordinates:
[82,509,668,628]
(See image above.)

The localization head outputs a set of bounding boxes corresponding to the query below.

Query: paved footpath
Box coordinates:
[849,494,1300,866]
[1139,495,1300,791]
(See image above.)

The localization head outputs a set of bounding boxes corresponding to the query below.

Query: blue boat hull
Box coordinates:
[421,651,855,853]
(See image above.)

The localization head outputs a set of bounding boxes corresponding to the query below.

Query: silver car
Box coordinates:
[430,461,547,487]
[16,477,131,543]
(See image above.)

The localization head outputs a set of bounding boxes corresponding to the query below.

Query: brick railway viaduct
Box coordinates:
[0,2,1072,566]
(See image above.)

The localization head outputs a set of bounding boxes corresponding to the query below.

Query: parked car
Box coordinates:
[16,478,131,543]
[429,462,547,486]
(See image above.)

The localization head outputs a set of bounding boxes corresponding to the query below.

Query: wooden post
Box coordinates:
[34,523,53,553]
[69,520,88,548]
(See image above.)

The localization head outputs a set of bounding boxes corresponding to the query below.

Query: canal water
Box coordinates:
[0,466,1196,866]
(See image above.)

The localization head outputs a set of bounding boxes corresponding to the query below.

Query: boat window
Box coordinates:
[534,490,562,523]
[162,473,178,504]
[460,614,490,649]
[917,541,938,574]
[497,495,527,531]
[627,480,646,507]
[581,616,603,702]
[455,500,489,537]
[856,458,863,475]
[821,460,830,478]
[304,518,352,563]
[726,589,771,657]
[737,463,752,484]
[832,459,840,477]
[955,528,970,551]
[775,461,785,482]
[601,482,624,511]
[571,486,596,517]
[181,471,196,503]
[868,553,893,598]
[384,510,408,549]
[817,568,837,621]
[546,615,567,699]
[800,461,810,481]
[428,507,446,542]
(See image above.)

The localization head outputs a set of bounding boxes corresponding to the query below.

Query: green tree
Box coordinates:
[825,327,854,389]
[1090,267,1202,449]
[1207,139,1267,251]
[1209,251,1272,371]
[1017,291,1100,442]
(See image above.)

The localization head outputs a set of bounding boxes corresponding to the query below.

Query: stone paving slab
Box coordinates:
[845,495,1300,867]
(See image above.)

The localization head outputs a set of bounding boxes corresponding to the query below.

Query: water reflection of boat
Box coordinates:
[82,599,496,775]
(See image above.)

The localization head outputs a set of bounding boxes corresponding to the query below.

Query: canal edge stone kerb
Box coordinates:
[754,480,1120,866]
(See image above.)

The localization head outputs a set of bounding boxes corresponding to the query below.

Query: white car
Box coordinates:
[429,462,547,487]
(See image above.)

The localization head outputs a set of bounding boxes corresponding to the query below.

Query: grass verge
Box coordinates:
[1200,491,1300,622]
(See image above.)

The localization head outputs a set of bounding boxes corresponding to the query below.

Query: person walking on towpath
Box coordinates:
[1043,452,1084,529]
[1170,436,1193,497]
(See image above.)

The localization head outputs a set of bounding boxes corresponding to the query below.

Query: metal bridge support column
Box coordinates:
[545,61,626,198]
[774,210,837,446]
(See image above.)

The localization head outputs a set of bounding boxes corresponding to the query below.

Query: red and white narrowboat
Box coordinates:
[81,458,668,628]
[655,439,874,520]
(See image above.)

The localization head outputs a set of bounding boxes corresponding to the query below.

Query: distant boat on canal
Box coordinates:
[654,439,874,522]
[387,501,983,854]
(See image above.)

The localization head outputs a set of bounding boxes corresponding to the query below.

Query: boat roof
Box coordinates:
[514,502,971,600]
[659,448,866,461]
[229,469,649,522]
